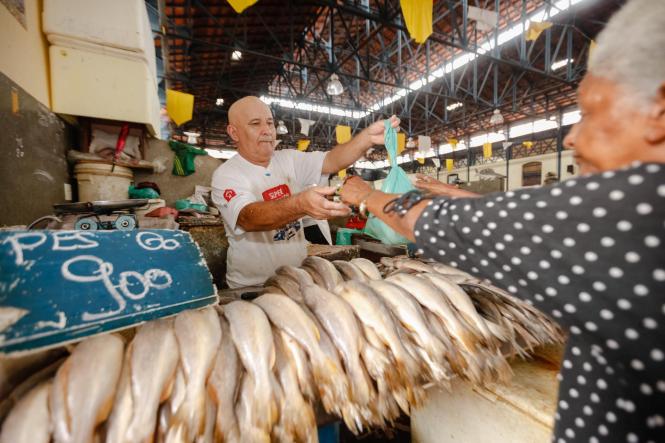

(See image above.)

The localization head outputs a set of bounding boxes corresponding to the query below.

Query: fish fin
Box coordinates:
[490,352,513,383]
[312,358,349,416]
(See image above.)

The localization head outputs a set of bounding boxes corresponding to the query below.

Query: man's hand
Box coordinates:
[297,186,351,219]
[365,115,400,145]
[414,174,481,197]
[339,176,374,207]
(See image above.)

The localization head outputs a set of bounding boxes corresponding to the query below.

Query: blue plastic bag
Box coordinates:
[363,120,415,244]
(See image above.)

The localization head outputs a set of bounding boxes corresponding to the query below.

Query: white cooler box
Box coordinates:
[43,0,156,78]
[49,45,160,135]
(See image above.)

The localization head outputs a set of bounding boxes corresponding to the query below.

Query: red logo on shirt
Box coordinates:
[223,189,237,202]
[262,184,291,201]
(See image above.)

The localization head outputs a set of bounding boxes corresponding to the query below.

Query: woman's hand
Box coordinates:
[414,174,480,198]
[339,176,374,206]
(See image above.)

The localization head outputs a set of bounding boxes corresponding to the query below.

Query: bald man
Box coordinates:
[211,96,399,288]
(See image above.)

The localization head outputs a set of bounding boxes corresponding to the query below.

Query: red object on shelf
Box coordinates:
[345,215,366,230]
[145,207,179,218]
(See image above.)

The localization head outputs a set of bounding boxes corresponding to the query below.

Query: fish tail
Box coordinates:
[424,353,452,388]
[375,379,400,424]
[490,352,513,383]
[165,422,186,443]
[391,387,411,415]
[460,351,485,385]
[347,362,372,406]
[409,383,427,409]
[313,359,349,415]
[238,424,271,443]
[298,403,318,443]
[341,405,363,435]
[485,320,511,343]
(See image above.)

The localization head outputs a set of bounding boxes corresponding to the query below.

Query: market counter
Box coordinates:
[412,349,562,443]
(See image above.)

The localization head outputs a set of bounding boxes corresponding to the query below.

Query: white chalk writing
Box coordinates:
[35,311,67,330]
[61,255,173,321]
[52,231,99,251]
[136,232,181,251]
[3,232,47,266]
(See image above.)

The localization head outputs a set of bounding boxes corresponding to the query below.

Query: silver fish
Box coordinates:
[335,281,419,387]
[125,318,179,443]
[52,333,124,443]
[196,393,216,443]
[264,275,303,302]
[421,273,497,345]
[386,273,486,383]
[302,256,344,291]
[272,332,318,443]
[253,293,348,416]
[369,280,450,384]
[432,262,473,277]
[223,301,278,433]
[235,375,271,443]
[0,381,51,443]
[279,330,315,401]
[359,340,400,422]
[332,261,369,282]
[349,258,382,280]
[386,273,479,354]
[301,284,370,408]
[207,315,241,443]
[275,265,314,288]
[105,353,133,443]
[173,308,222,440]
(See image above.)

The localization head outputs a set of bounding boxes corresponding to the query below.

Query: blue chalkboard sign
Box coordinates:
[0,230,217,354]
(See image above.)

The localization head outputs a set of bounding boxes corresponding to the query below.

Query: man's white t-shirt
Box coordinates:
[211,149,327,288]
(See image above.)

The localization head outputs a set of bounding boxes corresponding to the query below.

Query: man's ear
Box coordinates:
[227,124,239,142]
[645,82,665,144]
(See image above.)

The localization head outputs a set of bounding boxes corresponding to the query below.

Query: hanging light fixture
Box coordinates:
[326,74,344,96]
[276,120,288,135]
[406,136,417,148]
[489,109,504,126]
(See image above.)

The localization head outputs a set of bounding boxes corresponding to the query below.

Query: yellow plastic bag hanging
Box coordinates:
[483,142,492,158]
[526,21,552,41]
[448,138,458,150]
[297,139,311,151]
[397,132,406,154]
[166,89,194,126]
[400,0,433,44]
[523,141,534,150]
[336,125,352,144]
[446,159,454,171]
[227,0,258,14]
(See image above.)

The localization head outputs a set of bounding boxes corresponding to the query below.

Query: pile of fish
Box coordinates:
[0,256,564,443]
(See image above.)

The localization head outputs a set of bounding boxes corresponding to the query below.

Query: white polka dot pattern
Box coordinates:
[413,163,665,442]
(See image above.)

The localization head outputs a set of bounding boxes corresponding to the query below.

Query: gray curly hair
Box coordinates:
[588,0,665,106]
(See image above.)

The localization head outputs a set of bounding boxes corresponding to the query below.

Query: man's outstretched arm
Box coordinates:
[237,186,350,232]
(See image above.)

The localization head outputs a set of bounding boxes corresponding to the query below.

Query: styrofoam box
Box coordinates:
[50,45,160,135]
[43,0,156,77]
[48,34,156,79]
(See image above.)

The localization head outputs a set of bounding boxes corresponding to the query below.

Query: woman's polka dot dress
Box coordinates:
[414,162,665,442]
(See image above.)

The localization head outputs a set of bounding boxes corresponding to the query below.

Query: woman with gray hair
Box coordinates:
[340,0,665,441]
